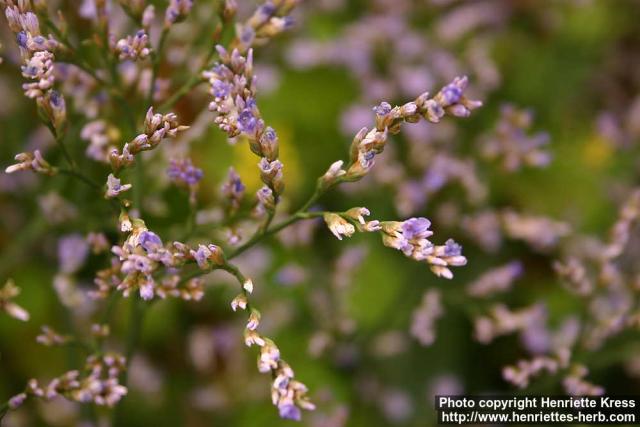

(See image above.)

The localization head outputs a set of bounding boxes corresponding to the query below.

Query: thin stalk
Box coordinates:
[112,296,146,424]
[227,186,327,259]
[157,23,224,111]
[147,28,170,108]
[44,123,75,169]
[0,400,9,419]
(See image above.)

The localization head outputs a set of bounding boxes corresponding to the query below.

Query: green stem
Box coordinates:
[133,158,144,213]
[44,122,75,169]
[147,28,170,108]
[0,400,9,420]
[112,295,145,424]
[157,39,219,111]
[227,187,326,260]
[157,72,206,112]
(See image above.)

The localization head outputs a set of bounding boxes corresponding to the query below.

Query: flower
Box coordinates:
[5,150,56,175]
[221,167,245,211]
[115,30,151,61]
[0,279,30,321]
[105,174,132,198]
[323,213,355,240]
[167,158,203,186]
[164,0,193,27]
[138,231,163,253]
[231,293,248,311]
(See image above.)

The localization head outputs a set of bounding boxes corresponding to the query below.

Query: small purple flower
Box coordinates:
[139,280,155,300]
[139,231,163,252]
[257,2,277,20]
[167,159,203,186]
[278,402,302,421]
[282,16,295,29]
[105,174,132,198]
[211,80,231,99]
[50,91,64,108]
[401,217,432,240]
[440,84,462,106]
[192,245,211,269]
[373,101,392,116]
[122,254,153,275]
[443,238,462,256]
[240,26,256,46]
[16,31,28,48]
[262,126,278,144]
[238,108,258,134]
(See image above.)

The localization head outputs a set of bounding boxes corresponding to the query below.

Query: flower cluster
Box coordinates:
[3,0,65,127]
[5,150,56,176]
[204,46,284,212]
[109,107,189,171]
[92,222,212,301]
[231,277,315,421]
[220,167,246,214]
[479,104,551,171]
[474,304,546,344]
[81,120,120,163]
[338,77,481,182]
[115,30,151,61]
[8,353,128,410]
[36,325,70,346]
[503,350,569,389]
[167,158,204,203]
[234,0,298,52]
[380,218,467,279]
[466,261,523,297]
[164,0,193,28]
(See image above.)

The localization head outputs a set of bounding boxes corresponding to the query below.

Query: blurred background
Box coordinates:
[2,0,640,426]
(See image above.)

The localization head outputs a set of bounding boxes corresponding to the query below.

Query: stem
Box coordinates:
[157,71,206,112]
[157,32,221,111]
[228,186,327,260]
[0,400,9,421]
[124,295,145,364]
[44,122,75,169]
[133,158,144,213]
[112,295,145,424]
[147,28,170,108]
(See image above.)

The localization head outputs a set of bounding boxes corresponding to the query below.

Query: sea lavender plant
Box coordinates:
[2,1,640,425]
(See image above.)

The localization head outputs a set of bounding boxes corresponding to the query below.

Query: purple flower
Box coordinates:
[139,280,155,300]
[211,80,231,98]
[167,159,203,186]
[278,402,302,421]
[139,231,163,252]
[440,84,462,105]
[191,245,211,269]
[105,174,132,198]
[443,238,462,256]
[401,217,432,240]
[122,254,153,275]
[16,31,28,48]
[262,126,277,144]
[373,101,392,116]
[238,108,258,134]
